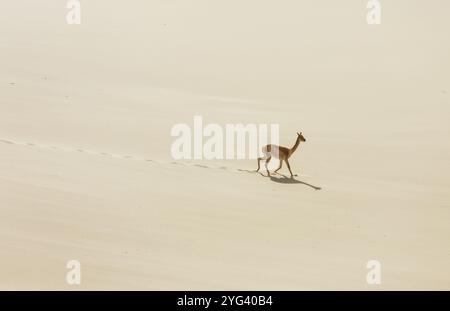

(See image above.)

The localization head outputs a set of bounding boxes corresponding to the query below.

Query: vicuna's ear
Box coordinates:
[297,132,300,135]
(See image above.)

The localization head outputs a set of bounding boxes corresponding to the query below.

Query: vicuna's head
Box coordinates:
[297,132,306,142]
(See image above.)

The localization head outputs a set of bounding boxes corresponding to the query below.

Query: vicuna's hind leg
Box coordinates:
[274,160,283,174]
[257,150,270,172]
[265,157,272,176]
[256,156,265,172]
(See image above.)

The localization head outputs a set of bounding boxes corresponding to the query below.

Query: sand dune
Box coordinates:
[0,1,449,290]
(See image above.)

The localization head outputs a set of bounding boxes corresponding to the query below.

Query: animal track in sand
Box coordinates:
[0,137,319,189]
[0,137,230,172]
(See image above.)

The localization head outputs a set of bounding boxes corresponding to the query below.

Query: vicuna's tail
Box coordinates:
[262,145,272,153]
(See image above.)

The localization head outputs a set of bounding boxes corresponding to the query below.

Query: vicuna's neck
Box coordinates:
[289,137,302,156]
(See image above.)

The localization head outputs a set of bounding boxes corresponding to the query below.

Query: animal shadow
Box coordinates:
[269,174,322,190]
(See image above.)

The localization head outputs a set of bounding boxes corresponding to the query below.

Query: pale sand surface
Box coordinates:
[0,1,449,289]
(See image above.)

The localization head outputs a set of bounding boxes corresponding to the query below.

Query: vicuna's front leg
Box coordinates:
[285,159,294,178]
